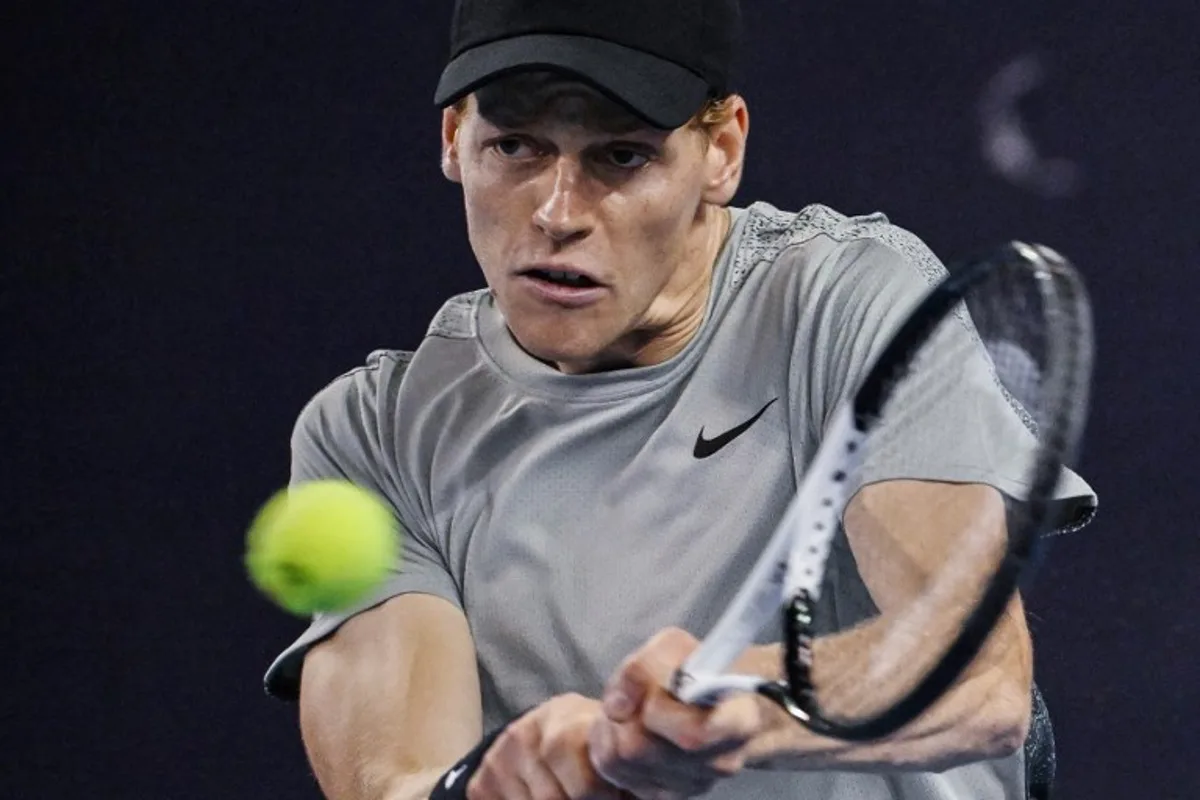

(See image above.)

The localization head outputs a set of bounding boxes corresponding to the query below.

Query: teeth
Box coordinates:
[540,270,590,286]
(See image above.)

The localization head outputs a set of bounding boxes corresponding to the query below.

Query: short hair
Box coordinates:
[689,94,737,134]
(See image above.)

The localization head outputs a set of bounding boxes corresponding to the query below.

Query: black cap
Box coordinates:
[433,0,742,130]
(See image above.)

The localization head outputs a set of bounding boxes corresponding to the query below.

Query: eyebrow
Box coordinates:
[474,76,654,136]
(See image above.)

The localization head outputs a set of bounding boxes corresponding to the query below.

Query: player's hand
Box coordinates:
[467,693,627,800]
[589,628,766,799]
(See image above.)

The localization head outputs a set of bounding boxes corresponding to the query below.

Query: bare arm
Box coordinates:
[592,480,1034,790]
[740,479,1033,771]
[299,593,483,800]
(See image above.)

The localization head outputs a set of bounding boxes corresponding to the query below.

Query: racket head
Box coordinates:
[779,242,1095,740]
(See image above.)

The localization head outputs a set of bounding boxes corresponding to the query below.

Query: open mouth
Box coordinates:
[523,268,600,288]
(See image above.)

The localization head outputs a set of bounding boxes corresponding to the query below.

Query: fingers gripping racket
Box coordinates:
[671,242,1094,741]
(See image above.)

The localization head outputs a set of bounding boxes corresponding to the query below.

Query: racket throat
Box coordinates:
[758,590,821,724]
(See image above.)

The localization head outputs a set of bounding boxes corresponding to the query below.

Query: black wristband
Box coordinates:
[429,721,512,800]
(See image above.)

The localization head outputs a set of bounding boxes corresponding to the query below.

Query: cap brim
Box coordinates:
[434,34,710,130]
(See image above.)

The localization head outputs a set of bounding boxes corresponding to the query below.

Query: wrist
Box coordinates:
[429,712,528,800]
[428,729,505,800]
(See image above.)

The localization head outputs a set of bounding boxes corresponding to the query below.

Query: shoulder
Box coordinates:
[732,201,947,297]
[295,288,491,435]
[301,349,414,415]
[292,349,416,450]
[425,289,490,340]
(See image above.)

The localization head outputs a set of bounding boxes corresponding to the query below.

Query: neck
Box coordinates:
[635,204,732,364]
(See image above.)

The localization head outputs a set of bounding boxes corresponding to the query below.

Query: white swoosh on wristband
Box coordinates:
[445,764,467,789]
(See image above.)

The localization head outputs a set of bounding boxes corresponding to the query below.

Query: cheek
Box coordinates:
[461,168,528,278]
[618,179,701,275]
[461,165,504,233]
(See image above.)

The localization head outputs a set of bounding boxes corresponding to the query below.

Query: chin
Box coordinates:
[524,338,598,366]
[513,326,611,370]
[496,292,628,370]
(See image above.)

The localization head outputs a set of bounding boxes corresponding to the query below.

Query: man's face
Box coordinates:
[442,74,743,373]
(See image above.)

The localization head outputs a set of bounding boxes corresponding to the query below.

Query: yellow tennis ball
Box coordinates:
[245,480,401,616]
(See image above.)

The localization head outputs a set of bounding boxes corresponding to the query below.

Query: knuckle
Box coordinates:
[509,719,540,748]
[615,653,648,682]
[612,727,642,761]
[538,729,570,765]
[656,627,693,651]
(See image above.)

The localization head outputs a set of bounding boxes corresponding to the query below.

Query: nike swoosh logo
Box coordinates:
[445,764,467,789]
[693,398,778,459]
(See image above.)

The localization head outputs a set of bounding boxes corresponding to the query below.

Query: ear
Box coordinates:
[441,105,465,183]
[700,96,749,206]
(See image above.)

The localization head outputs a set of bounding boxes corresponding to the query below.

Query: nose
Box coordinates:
[532,157,593,244]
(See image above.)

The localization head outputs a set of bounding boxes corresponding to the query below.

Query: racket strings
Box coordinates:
[866,266,1053,464]
[812,266,1057,723]
[813,496,1011,720]
[968,264,1052,431]
[677,246,1091,740]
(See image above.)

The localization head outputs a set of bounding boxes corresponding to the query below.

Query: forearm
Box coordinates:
[298,596,483,800]
[301,688,459,800]
[735,601,1032,772]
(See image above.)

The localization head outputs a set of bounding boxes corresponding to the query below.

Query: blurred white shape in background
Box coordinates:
[979,54,1083,198]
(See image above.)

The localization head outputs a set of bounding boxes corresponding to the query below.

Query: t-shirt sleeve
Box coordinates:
[261,350,461,701]
[806,236,1097,532]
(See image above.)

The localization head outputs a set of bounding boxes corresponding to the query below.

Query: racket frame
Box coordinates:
[672,242,1093,741]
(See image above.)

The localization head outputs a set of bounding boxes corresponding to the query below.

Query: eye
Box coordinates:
[604,147,651,169]
[490,136,538,159]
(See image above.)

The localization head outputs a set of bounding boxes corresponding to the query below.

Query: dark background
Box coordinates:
[7,1,1198,797]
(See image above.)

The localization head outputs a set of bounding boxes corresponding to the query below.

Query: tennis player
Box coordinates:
[263,1,1096,798]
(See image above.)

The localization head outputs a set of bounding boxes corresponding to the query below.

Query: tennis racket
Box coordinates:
[671,241,1094,741]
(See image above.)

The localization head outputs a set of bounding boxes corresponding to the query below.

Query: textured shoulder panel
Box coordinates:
[363,348,414,374]
[743,205,1045,448]
[310,349,413,400]
[731,203,947,288]
[426,290,487,340]
[306,349,415,429]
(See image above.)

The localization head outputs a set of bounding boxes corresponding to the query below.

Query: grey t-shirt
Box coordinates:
[264,202,1096,799]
